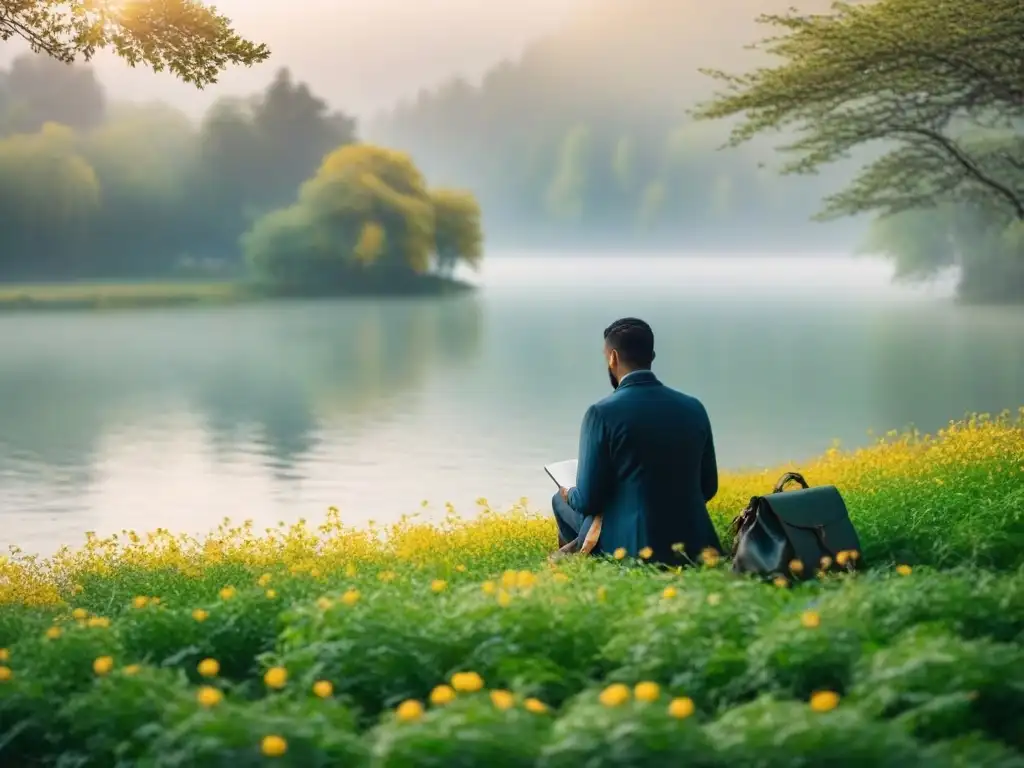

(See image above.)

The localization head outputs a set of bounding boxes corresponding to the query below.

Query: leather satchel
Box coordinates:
[729,472,863,580]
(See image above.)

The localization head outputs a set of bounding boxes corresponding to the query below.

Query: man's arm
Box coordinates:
[701,417,719,503]
[567,405,611,517]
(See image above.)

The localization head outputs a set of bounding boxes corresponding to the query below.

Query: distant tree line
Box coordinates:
[367,0,868,251]
[0,55,481,289]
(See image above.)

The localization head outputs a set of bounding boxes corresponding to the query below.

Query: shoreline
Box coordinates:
[0,275,475,312]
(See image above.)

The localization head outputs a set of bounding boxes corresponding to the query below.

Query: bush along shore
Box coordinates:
[1,410,1023,766]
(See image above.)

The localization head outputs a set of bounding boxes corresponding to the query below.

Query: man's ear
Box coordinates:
[608,349,618,368]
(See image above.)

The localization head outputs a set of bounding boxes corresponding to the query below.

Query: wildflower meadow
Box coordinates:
[1,410,1023,766]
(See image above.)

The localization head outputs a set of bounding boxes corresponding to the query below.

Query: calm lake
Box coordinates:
[3,254,1023,555]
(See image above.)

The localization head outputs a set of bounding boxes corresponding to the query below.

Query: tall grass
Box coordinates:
[1,410,1022,766]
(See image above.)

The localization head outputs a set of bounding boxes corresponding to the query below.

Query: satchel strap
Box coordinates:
[772,472,809,494]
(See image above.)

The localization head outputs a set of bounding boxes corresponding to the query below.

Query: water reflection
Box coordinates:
[0,296,484,550]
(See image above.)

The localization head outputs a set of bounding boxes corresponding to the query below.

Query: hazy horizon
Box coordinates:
[1,0,590,118]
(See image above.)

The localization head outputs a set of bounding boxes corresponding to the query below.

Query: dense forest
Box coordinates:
[1,0,1021,301]
[368,0,868,250]
[0,55,481,290]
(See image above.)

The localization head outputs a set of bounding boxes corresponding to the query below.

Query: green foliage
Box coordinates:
[243,145,484,293]
[431,188,483,274]
[0,0,269,87]
[373,695,551,768]
[695,0,1024,220]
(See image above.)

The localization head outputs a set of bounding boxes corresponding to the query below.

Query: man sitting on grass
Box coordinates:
[552,317,723,566]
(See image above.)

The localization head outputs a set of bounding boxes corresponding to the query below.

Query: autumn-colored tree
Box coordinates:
[244,143,475,293]
[0,0,269,86]
[694,0,1024,221]
[430,188,482,275]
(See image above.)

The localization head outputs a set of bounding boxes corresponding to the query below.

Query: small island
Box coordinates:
[0,64,482,312]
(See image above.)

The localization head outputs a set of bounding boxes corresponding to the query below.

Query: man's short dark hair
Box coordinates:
[604,317,655,368]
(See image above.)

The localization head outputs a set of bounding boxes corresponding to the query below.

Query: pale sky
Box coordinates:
[3,0,591,118]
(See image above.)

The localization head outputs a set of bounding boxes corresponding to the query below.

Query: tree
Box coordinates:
[431,188,482,275]
[694,0,1024,221]
[242,143,439,291]
[0,53,105,135]
[0,122,100,278]
[1,0,269,87]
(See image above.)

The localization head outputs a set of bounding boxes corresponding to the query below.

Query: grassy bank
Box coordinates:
[0,275,473,311]
[1,411,1023,766]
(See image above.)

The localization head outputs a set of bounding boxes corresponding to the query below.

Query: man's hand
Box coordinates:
[559,486,571,504]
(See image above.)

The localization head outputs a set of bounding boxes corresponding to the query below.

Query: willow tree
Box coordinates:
[1,0,269,86]
[694,0,1024,221]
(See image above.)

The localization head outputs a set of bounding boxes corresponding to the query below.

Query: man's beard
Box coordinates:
[608,366,619,390]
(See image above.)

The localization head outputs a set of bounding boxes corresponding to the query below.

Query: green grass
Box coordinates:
[0,274,474,311]
[0,281,249,311]
[0,413,1023,766]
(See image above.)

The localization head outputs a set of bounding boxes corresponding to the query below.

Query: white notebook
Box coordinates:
[544,459,578,489]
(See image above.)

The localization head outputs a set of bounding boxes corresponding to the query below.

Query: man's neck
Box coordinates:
[618,369,645,384]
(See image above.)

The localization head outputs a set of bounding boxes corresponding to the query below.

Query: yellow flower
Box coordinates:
[123,664,141,676]
[451,671,484,693]
[496,590,512,607]
[317,597,333,611]
[773,576,789,589]
[481,580,496,595]
[312,680,333,698]
[341,589,360,606]
[429,684,456,705]
[455,564,467,572]
[668,696,695,719]
[524,697,548,714]
[0,666,11,682]
[257,573,272,587]
[261,734,287,757]
[801,610,821,629]
[809,690,840,712]
[264,666,288,689]
[71,608,88,621]
[662,586,678,599]
[490,690,515,710]
[819,556,833,570]
[515,570,536,589]
[639,546,653,560]
[634,681,661,702]
[197,658,220,678]
[613,547,627,560]
[192,608,209,622]
[0,649,8,663]
[197,685,223,708]
[789,559,804,574]
[93,656,114,676]
[431,579,447,593]
[396,699,424,722]
[45,626,62,640]
[378,570,397,583]
[132,596,149,609]
[219,586,236,601]
[835,550,850,567]
[701,548,720,567]
[599,683,630,707]
[266,589,277,599]
[706,593,721,606]
[345,563,357,578]
[87,617,110,628]
[896,564,912,576]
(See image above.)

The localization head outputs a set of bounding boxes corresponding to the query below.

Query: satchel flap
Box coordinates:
[761,486,849,530]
